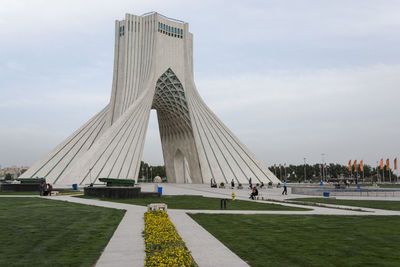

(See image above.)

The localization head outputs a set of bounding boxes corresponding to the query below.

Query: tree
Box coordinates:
[5,173,13,180]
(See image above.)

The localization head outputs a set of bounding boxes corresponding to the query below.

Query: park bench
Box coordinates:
[17,178,44,184]
[98,178,135,187]
[254,195,265,200]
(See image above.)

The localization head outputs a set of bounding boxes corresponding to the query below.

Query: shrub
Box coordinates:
[256,183,260,187]
[238,183,242,187]
[220,182,225,186]
[268,181,273,186]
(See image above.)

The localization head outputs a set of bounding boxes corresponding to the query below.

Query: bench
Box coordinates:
[50,191,59,196]
[254,195,265,200]
[147,203,168,212]
[98,178,135,187]
[17,178,44,184]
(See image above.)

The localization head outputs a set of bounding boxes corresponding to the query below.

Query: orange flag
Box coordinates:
[395,158,397,170]
[354,160,357,172]
[386,158,390,171]
[348,160,352,172]
[360,160,364,172]
[380,159,383,170]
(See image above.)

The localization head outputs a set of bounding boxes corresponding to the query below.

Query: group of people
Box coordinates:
[210,177,288,197]
[39,179,53,196]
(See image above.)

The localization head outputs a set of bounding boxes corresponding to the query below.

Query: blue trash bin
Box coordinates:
[323,192,330,197]
[357,185,361,190]
[72,184,78,190]
[158,187,163,195]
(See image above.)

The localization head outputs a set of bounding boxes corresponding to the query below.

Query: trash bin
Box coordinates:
[323,192,330,197]
[72,184,78,190]
[158,187,163,195]
[357,185,361,190]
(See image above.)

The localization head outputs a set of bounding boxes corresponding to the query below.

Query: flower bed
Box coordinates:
[144,210,197,266]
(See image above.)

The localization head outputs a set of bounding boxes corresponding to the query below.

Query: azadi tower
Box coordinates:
[21,12,280,185]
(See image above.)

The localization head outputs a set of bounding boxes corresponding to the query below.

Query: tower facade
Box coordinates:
[21,12,280,185]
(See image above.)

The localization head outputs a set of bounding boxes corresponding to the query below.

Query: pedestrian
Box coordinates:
[249,177,252,188]
[250,187,258,200]
[40,178,45,196]
[282,180,287,195]
[47,183,53,196]
[231,179,235,189]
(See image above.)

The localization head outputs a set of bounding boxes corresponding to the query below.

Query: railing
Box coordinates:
[141,11,186,24]
[292,186,400,197]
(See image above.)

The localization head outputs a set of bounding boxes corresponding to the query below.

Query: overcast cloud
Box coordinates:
[1,0,399,168]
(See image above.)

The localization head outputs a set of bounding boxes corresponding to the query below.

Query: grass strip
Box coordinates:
[77,195,309,211]
[291,198,400,211]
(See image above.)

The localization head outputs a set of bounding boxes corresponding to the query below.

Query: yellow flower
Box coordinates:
[144,210,197,266]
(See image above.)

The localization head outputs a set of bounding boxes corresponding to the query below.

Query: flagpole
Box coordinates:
[350,165,352,181]
[363,169,364,183]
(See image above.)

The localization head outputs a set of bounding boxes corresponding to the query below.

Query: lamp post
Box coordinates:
[284,163,287,181]
[321,153,326,181]
[89,167,93,185]
[304,157,307,183]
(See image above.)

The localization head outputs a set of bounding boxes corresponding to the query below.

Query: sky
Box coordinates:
[1,0,399,168]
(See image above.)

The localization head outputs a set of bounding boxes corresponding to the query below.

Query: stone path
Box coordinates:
[2,183,400,267]
[169,210,250,267]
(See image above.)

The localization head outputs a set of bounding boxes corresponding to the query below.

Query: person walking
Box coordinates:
[231,179,235,189]
[282,180,288,195]
[249,177,252,188]
[39,179,45,196]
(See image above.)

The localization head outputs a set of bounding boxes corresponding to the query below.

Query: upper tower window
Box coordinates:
[119,25,125,36]
[158,22,183,39]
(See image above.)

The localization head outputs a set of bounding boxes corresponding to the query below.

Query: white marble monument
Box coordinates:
[21,12,280,186]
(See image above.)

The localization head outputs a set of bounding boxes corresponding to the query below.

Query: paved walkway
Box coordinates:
[3,183,400,267]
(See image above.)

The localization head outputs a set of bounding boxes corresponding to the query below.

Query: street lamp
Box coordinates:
[321,153,326,181]
[303,157,307,183]
[89,167,93,185]
[284,163,287,181]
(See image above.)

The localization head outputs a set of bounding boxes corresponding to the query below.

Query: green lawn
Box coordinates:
[0,191,39,195]
[77,195,309,211]
[190,214,400,267]
[0,197,125,266]
[291,198,400,210]
[379,184,400,188]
